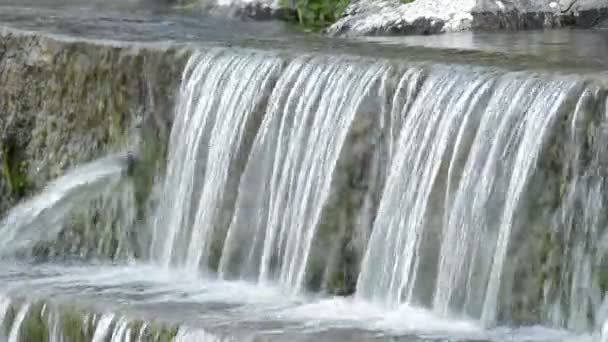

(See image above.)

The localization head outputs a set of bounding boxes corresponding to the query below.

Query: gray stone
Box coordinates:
[213,0,294,19]
[0,30,189,259]
[327,0,608,36]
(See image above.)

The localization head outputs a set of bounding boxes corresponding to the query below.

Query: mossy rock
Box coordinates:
[61,307,88,342]
[19,303,49,342]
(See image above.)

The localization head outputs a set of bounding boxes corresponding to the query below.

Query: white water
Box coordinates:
[46,306,62,342]
[151,48,391,294]
[0,48,606,341]
[355,65,608,330]
[0,261,599,341]
[175,327,223,342]
[145,50,607,337]
[92,313,115,342]
[110,316,130,342]
[7,302,30,342]
[219,55,388,292]
[0,153,130,255]
[151,48,282,270]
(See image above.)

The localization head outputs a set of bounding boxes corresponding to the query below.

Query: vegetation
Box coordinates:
[281,0,416,30]
[281,0,350,29]
[1,139,29,198]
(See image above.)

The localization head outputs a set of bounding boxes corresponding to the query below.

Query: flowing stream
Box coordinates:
[0,32,607,342]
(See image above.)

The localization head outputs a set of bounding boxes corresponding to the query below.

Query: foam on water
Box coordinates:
[0,262,598,342]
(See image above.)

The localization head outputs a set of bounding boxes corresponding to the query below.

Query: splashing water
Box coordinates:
[0,153,132,256]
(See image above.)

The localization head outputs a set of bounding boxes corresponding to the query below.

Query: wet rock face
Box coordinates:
[0,32,186,208]
[327,0,608,36]
[0,32,188,258]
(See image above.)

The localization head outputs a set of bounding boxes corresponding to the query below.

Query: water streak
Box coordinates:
[110,317,130,342]
[355,65,601,328]
[219,55,388,292]
[0,153,130,255]
[151,48,282,270]
[8,303,30,342]
[92,313,115,342]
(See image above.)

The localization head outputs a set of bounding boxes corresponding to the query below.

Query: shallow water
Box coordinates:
[0,261,596,342]
[1,1,608,73]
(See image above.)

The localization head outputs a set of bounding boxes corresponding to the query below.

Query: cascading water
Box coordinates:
[151,48,282,271]
[144,48,608,336]
[151,48,390,294]
[0,44,607,341]
[355,66,608,331]
[0,153,135,257]
[92,314,115,342]
[219,56,388,292]
[8,302,30,342]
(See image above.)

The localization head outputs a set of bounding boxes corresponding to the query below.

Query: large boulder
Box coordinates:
[327,0,608,36]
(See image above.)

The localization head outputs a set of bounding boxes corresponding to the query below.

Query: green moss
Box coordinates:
[281,0,350,30]
[156,325,178,342]
[132,139,162,219]
[147,322,178,342]
[128,319,145,340]
[1,144,29,197]
[61,307,86,342]
[20,303,49,342]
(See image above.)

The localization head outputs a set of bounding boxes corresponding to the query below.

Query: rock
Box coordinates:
[327,0,468,36]
[213,0,293,20]
[327,0,608,36]
[0,31,187,204]
[0,30,189,259]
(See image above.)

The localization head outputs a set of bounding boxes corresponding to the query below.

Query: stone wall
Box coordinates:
[0,31,189,258]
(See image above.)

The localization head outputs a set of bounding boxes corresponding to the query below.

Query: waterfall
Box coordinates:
[151,48,389,294]
[0,153,134,257]
[146,47,607,331]
[92,313,115,341]
[110,317,130,342]
[355,65,608,329]
[8,302,30,342]
[150,49,282,270]
[219,55,388,292]
[0,43,602,339]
